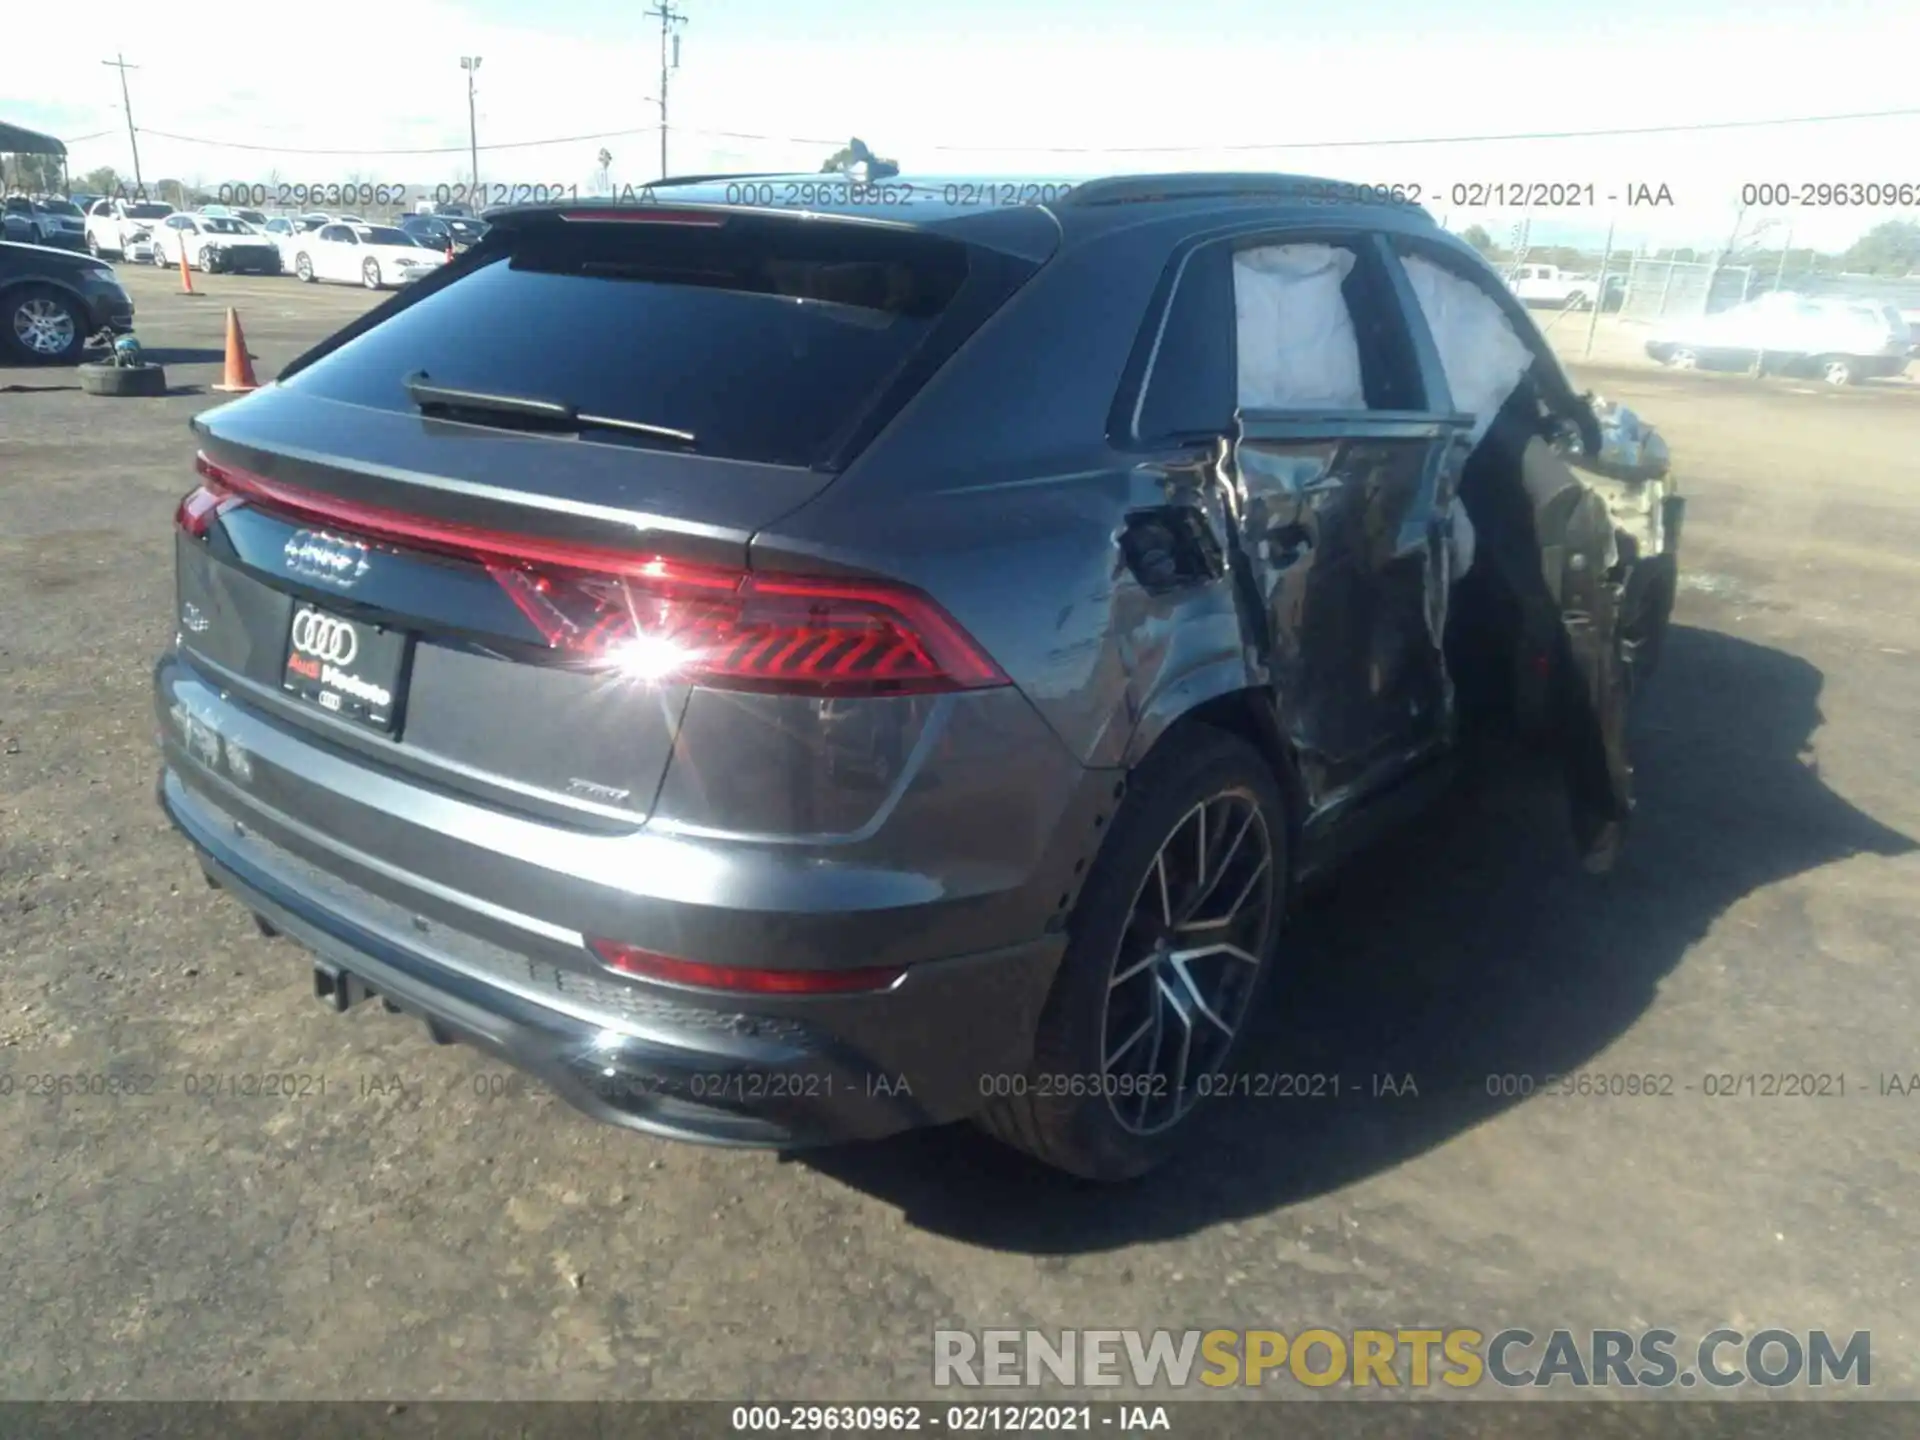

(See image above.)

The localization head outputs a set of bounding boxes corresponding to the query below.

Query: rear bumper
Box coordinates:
[155,750,1069,1150]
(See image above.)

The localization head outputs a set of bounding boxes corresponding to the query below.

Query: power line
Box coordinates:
[131,124,670,155]
[102,104,1920,162]
[974,105,1920,154]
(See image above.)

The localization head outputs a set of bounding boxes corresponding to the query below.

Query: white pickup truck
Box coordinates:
[84,198,178,259]
[1508,263,1600,310]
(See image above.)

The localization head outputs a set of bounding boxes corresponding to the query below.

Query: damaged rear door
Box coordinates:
[1220,232,1469,818]
[1386,236,1648,869]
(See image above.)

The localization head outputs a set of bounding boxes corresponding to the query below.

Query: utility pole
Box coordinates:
[101,54,144,194]
[460,57,483,194]
[646,1,687,179]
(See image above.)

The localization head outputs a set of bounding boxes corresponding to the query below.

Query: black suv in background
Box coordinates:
[1,240,135,363]
[398,213,489,251]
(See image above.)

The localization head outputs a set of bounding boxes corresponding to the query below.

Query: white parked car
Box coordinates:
[85,199,177,259]
[149,212,283,275]
[289,222,448,289]
[1646,292,1913,386]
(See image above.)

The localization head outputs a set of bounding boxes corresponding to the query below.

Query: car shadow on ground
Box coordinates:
[797,625,1916,1249]
[126,347,227,366]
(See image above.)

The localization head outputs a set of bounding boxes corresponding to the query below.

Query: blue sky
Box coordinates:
[13,0,1920,250]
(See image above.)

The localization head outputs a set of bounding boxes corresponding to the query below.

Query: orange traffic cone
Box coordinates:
[178,241,201,296]
[445,239,455,263]
[212,308,260,393]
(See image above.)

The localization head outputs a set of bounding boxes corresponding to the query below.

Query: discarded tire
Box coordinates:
[78,362,167,398]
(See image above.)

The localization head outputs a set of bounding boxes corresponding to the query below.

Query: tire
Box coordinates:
[975,727,1289,1180]
[86,232,103,258]
[154,243,169,269]
[1819,356,1858,387]
[198,246,218,274]
[78,361,167,397]
[295,253,315,283]
[362,257,382,290]
[3,284,87,364]
[1666,347,1698,371]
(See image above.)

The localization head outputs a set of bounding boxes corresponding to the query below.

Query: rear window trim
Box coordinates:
[275,212,1044,473]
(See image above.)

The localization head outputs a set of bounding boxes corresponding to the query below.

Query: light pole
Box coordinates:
[460,57,482,195]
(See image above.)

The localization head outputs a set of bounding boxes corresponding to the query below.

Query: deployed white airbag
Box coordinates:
[1234,245,1367,413]
[1398,253,1535,446]
[1399,254,1538,581]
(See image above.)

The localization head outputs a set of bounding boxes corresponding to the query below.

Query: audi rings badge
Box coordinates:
[291,610,360,666]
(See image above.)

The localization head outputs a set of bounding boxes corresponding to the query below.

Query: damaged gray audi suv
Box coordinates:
[155,173,1681,1179]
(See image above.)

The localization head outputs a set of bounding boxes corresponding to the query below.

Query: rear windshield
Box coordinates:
[359,226,414,246]
[283,217,978,467]
[126,203,174,219]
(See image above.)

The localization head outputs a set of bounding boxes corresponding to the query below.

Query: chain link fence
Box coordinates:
[1618,259,1755,321]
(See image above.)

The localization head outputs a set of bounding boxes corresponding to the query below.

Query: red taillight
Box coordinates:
[176,455,240,537]
[188,452,1009,696]
[589,940,906,995]
[487,561,1006,695]
[174,484,226,538]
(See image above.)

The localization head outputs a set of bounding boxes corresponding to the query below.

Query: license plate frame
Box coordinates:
[281,602,410,736]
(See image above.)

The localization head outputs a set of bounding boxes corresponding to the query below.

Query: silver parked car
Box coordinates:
[1647,292,1913,385]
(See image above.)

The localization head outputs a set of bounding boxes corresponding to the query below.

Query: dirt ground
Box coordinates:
[2,263,1917,1403]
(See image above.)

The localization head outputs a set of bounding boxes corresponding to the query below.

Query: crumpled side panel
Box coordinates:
[1233,245,1367,412]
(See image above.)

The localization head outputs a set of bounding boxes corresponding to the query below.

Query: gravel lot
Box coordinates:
[3,261,1917,1404]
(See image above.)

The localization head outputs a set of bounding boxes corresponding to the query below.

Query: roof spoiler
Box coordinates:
[474,196,1062,265]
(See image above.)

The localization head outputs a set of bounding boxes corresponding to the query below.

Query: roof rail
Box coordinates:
[1065,172,1434,214]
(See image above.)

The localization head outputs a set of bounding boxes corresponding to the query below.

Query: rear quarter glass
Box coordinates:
[277,220,977,468]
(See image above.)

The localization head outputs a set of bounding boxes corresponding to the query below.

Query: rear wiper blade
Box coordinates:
[403,371,696,446]
[404,371,573,422]
[571,411,697,444]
